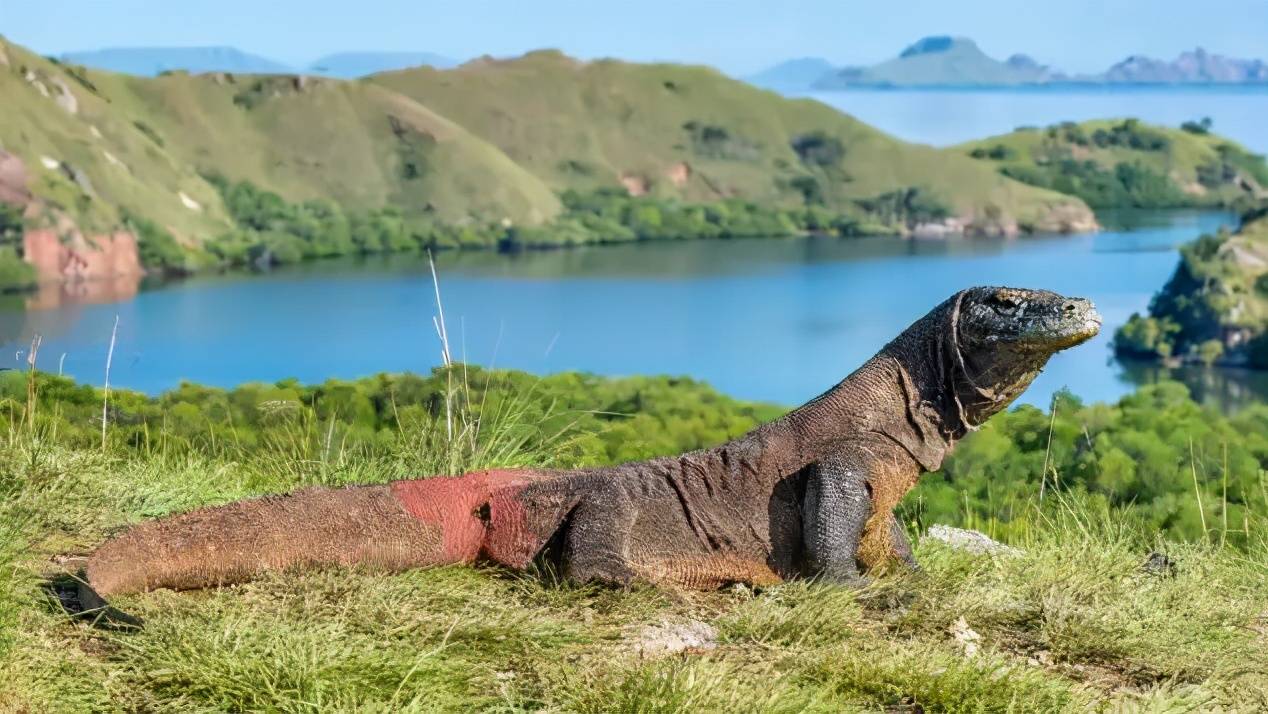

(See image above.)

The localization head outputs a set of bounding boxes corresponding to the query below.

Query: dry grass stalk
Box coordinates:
[102,315,119,451]
[25,334,41,431]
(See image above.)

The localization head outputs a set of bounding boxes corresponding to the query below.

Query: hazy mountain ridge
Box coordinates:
[59,46,294,76]
[1103,48,1268,84]
[57,46,460,79]
[751,36,1268,91]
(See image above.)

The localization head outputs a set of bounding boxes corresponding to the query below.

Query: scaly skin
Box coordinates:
[84,287,1100,597]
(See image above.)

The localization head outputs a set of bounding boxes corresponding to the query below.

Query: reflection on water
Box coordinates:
[1118,360,1268,414]
[0,209,1247,412]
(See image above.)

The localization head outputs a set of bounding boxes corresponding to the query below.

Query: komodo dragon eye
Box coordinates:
[986,293,1021,313]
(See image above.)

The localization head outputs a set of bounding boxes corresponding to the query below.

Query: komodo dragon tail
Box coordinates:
[83,469,553,598]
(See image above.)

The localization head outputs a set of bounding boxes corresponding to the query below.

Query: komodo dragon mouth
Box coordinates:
[69,286,1099,619]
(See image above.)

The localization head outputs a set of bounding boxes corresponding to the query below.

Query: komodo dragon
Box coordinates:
[82,286,1100,598]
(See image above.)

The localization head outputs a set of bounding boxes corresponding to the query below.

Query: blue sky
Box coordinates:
[4,0,1266,74]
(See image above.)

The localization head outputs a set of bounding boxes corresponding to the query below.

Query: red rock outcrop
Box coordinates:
[23,229,143,284]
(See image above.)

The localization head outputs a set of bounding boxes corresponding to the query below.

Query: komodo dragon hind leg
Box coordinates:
[803,452,871,586]
[562,482,640,586]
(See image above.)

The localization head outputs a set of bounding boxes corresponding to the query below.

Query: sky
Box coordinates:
[3,0,1266,75]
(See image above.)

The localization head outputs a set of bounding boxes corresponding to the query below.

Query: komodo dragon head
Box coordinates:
[944,286,1101,427]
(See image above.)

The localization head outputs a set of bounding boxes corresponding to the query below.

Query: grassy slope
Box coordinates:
[0,38,561,239]
[1,383,1264,711]
[0,41,231,239]
[1,37,1091,245]
[959,119,1268,208]
[370,51,1090,230]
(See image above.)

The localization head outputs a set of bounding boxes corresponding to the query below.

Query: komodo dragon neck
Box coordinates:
[718,299,971,485]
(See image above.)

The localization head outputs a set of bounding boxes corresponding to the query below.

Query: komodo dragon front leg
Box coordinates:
[804,445,921,583]
[803,451,872,584]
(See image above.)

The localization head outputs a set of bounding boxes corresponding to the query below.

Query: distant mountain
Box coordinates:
[814,36,1059,89]
[60,46,292,76]
[744,58,835,91]
[754,38,1268,92]
[307,52,459,78]
[1102,48,1268,84]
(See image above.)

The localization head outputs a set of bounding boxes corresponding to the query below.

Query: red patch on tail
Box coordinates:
[390,470,537,565]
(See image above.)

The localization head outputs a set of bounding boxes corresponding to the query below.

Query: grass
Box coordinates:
[1,380,1265,712]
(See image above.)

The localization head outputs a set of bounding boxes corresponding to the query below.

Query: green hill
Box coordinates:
[0,39,560,238]
[0,36,1094,288]
[960,119,1268,210]
[1116,207,1268,367]
[371,51,1090,232]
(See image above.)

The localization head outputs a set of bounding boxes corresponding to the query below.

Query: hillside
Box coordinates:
[58,46,292,76]
[0,36,1093,290]
[1,369,1266,710]
[813,36,1057,89]
[1116,207,1268,367]
[371,51,1090,232]
[959,119,1268,210]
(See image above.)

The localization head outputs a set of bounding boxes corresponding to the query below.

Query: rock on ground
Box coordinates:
[632,619,718,658]
[923,524,1022,556]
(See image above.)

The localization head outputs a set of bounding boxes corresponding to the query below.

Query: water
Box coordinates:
[806,86,1268,152]
[0,210,1238,409]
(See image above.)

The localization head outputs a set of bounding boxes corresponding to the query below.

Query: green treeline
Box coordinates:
[129,177,953,276]
[1001,161,1189,209]
[2,367,783,467]
[923,384,1266,546]
[4,368,1263,546]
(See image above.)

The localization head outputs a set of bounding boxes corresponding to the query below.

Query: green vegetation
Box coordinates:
[0,36,1094,288]
[961,119,1268,210]
[195,177,927,264]
[1181,116,1214,136]
[1,368,1265,710]
[928,383,1267,546]
[0,203,35,291]
[1115,208,1268,367]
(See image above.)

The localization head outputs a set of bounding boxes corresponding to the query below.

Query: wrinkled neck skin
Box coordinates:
[743,294,1048,481]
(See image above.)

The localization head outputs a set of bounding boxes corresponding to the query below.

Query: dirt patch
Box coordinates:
[620,172,649,196]
[665,162,692,188]
[51,77,78,115]
[0,150,32,207]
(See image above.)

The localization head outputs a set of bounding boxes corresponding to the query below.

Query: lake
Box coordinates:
[806,86,1268,152]
[0,210,1242,410]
